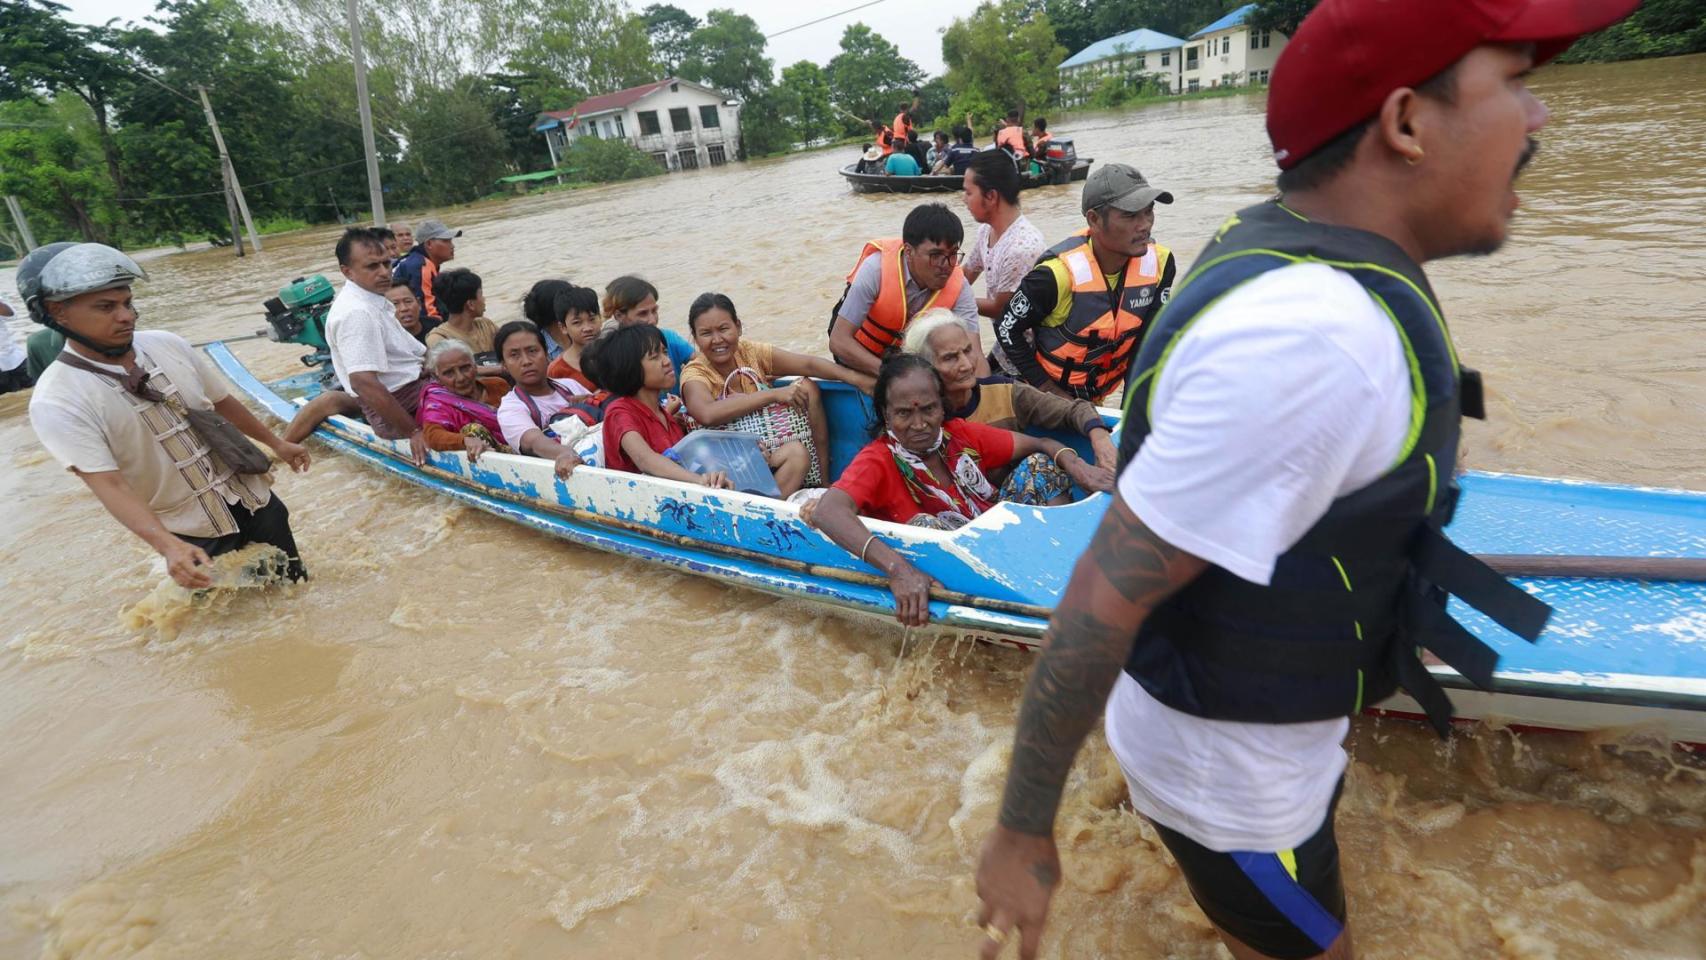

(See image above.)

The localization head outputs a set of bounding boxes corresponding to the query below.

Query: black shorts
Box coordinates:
[1148,780,1346,959]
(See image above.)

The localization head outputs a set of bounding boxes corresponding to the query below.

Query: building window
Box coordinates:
[1252,70,1270,84]
[669,107,692,133]
[1251,29,1272,49]
[1186,46,1199,69]
[677,148,699,170]
[1188,79,1200,92]
[708,144,727,165]
[638,111,661,136]
[1161,51,1170,66]
[616,116,626,138]
[582,122,599,139]
[1136,54,1147,69]
[651,151,669,168]
[669,82,679,93]
[1223,36,1232,54]
[699,105,720,128]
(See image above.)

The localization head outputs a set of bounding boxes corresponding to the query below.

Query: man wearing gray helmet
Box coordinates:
[23,242,313,588]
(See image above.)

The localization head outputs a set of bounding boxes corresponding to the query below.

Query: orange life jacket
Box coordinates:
[892,113,914,144]
[844,238,967,357]
[995,125,1029,159]
[877,126,896,156]
[1034,132,1053,155]
[1033,231,1171,401]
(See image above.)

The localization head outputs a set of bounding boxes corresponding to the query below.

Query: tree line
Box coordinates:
[3,0,1700,256]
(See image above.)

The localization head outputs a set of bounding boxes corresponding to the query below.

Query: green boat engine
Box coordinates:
[263,275,334,368]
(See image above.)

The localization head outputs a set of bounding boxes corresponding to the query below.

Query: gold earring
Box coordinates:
[1406,147,1425,166]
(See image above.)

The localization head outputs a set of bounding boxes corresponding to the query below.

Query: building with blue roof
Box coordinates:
[1058,28,1187,105]
[1057,3,1288,103]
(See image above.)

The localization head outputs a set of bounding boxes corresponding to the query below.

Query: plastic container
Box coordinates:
[665,430,780,497]
[278,274,334,309]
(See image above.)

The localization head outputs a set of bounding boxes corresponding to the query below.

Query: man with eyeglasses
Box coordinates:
[325,227,430,465]
[993,163,1178,402]
[827,202,986,378]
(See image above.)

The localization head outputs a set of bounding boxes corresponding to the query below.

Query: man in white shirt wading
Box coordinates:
[23,243,313,588]
[972,0,1637,958]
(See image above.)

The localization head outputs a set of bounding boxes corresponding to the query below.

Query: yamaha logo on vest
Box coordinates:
[1127,287,1154,312]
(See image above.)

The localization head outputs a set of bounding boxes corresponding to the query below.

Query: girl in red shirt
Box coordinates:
[584,324,733,489]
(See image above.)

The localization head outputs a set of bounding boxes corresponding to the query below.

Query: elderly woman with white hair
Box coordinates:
[416,338,510,460]
[901,308,1115,503]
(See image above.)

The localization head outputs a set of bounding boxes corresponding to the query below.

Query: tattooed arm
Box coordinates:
[974,497,1206,960]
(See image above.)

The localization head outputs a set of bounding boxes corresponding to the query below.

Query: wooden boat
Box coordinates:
[208,342,1706,746]
[839,159,1093,195]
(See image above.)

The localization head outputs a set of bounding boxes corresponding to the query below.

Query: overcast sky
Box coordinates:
[59,0,990,77]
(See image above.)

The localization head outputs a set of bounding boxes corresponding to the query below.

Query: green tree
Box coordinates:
[562,135,664,181]
[942,1,1065,117]
[1247,0,1315,36]
[736,85,796,157]
[0,95,112,243]
[506,0,659,109]
[777,60,835,143]
[1557,0,1706,61]
[641,3,699,73]
[0,0,133,199]
[826,23,923,130]
[678,8,772,98]
[392,80,509,206]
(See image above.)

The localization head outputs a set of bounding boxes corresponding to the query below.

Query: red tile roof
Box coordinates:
[542,79,671,120]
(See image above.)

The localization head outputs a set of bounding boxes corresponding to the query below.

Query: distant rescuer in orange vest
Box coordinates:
[828,202,988,378]
[972,0,1638,958]
[995,109,1033,159]
[991,163,1177,402]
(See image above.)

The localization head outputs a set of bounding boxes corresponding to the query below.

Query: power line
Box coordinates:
[766,0,892,39]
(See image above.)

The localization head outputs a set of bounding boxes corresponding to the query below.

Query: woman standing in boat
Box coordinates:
[806,354,1089,626]
[417,340,510,460]
[679,292,874,496]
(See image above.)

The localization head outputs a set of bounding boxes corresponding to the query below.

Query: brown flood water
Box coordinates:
[2,55,1705,959]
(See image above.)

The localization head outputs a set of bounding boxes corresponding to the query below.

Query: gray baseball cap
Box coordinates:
[1081,163,1174,215]
[415,219,462,242]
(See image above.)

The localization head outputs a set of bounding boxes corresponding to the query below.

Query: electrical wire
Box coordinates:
[765,0,893,39]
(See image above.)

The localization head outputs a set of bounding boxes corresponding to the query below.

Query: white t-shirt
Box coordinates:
[966,214,1047,297]
[325,280,425,394]
[28,331,273,538]
[1105,262,1412,853]
[0,297,25,372]
[496,378,592,453]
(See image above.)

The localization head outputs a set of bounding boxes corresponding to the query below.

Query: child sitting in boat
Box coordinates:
[603,276,695,398]
[679,292,875,497]
[417,340,510,461]
[583,324,733,489]
[544,284,601,392]
[805,354,1094,624]
[491,321,590,479]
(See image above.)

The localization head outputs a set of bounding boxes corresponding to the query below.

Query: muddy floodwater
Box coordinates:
[2,54,1704,959]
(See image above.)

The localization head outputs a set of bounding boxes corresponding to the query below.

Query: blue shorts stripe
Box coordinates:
[1229,851,1344,951]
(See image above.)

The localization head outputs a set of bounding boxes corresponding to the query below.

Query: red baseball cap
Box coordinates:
[1267,0,1641,170]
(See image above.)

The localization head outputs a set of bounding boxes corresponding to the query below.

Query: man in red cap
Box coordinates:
[972,0,1639,958]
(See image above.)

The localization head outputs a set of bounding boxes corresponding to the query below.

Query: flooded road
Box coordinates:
[2,54,1704,959]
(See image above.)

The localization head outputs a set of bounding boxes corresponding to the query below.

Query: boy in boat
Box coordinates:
[22,242,312,587]
[973,0,1634,958]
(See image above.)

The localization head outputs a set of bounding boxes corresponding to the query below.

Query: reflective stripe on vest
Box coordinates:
[845,238,967,356]
[1033,233,1169,400]
[1114,200,1548,736]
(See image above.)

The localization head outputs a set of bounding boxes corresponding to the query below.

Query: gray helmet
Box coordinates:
[16,242,147,322]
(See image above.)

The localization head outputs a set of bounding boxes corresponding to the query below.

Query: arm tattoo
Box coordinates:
[997,500,1204,836]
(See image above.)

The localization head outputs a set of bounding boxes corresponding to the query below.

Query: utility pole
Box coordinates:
[4,195,37,252]
[345,0,386,225]
[219,157,246,256]
[196,85,263,254]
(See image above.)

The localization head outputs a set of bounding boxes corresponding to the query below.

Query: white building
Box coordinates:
[1178,3,1288,92]
[1057,27,1187,106]
[534,78,742,172]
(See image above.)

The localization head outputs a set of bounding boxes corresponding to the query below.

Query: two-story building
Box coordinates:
[534,77,742,173]
[1178,4,1287,92]
[1058,28,1187,106]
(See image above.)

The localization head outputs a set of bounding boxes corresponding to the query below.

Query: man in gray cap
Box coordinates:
[991,162,1177,402]
[23,242,312,588]
[391,217,462,334]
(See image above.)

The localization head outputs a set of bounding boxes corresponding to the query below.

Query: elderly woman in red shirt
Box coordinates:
[806,353,1093,626]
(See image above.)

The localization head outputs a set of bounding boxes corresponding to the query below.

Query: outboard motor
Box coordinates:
[1041,138,1078,185]
[263,275,334,369]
